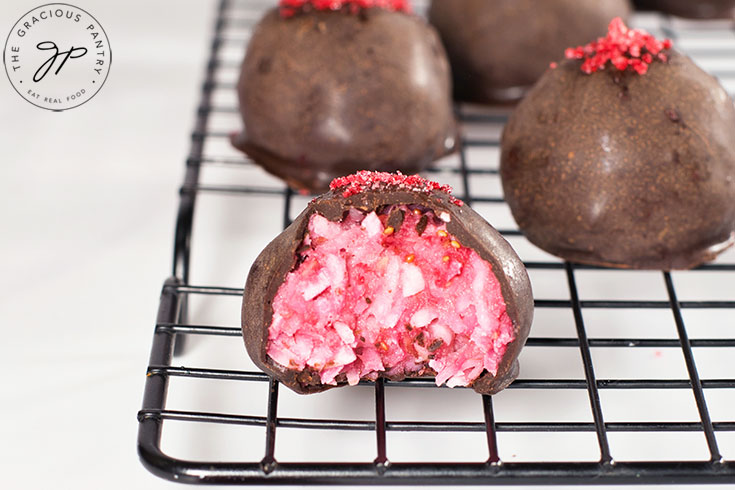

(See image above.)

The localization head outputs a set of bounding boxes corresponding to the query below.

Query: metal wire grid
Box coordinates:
[138,0,735,484]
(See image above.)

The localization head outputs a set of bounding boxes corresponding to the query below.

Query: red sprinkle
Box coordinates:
[329,171,463,206]
[564,17,672,75]
[280,0,412,18]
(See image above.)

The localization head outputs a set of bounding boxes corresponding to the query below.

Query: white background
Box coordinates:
[0,1,210,488]
[1,1,734,490]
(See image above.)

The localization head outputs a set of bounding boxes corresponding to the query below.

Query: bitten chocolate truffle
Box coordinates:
[231,0,457,193]
[633,0,735,19]
[501,18,735,270]
[427,0,631,104]
[242,171,533,394]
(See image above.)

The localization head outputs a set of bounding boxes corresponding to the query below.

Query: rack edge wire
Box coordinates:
[138,0,225,480]
[138,0,735,484]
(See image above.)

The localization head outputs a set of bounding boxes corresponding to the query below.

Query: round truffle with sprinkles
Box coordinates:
[427,0,632,104]
[231,0,456,193]
[500,18,735,269]
[243,171,533,394]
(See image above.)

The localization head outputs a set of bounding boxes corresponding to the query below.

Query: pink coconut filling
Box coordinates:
[267,206,515,388]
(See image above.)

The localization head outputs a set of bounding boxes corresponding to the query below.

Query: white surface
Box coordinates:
[0,1,208,488]
[1,1,734,489]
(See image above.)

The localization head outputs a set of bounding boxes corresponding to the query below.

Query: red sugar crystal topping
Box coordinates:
[329,171,463,206]
[280,0,412,18]
[565,17,672,75]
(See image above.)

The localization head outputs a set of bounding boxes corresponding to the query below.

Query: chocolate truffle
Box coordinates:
[500,18,735,270]
[242,171,533,394]
[231,0,457,193]
[427,0,632,104]
[633,0,735,19]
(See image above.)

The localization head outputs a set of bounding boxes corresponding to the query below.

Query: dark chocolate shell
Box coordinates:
[231,7,457,192]
[242,182,533,394]
[633,0,735,19]
[500,50,735,269]
[428,0,632,104]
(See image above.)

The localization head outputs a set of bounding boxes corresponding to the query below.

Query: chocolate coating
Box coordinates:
[242,186,533,394]
[500,51,735,269]
[634,0,735,19]
[231,8,457,192]
[428,0,631,103]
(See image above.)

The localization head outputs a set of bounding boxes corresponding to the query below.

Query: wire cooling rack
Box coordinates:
[138,0,735,485]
